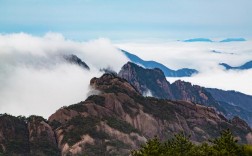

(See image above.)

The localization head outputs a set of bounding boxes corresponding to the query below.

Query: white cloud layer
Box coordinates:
[116,41,252,95]
[0,33,128,118]
[1,33,252,118]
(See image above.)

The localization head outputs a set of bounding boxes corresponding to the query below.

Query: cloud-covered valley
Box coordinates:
[0,33,128,118]
[1,33,252,118]
[116,40,252,96]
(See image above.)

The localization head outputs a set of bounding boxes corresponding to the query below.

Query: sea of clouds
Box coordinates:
[1,32,252,118]
[0,33,128,118]
[116,40,252,96]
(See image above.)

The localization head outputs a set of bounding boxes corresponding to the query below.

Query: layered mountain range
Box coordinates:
[0,61,252,155]
[121,50,198,77]
[183,38,246,42]
[1,73,251,156]
[119,62,252,126]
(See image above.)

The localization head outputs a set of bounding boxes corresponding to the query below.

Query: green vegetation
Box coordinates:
[104,85,124,94]
[86,95,105,106]
[131,129,252,156]
[244,145,252,156]
[49,119,62,130]
[0,115,30,155]
[84,142,106,156]
[5,139,30,154]
[134,95,178,120]
[105,117,139,134]
[27,115,46,123]
[106,139,131,149]
[121,101,139,117]
[30,141,60,156]
[62,116,109,146]
[62,116,98,145]
[67,102,88,112]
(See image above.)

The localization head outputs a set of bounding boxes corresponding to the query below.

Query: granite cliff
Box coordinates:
[0,73,251,156]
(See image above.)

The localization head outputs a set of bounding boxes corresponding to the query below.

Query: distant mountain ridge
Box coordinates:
[183,38,246,42]
[206,88,252,126]
[220,61,252,70]
[119,62,252,126]
[220,38,246,42]
[121,50,198,77]
[119,62,224,112]
[183,38,213,42]
[206,88,252,111]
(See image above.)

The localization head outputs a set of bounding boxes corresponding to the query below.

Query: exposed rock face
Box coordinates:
[0,114,60,156]
[47,73,251,155]
[27,115,60,156]
[171,80,226,114]
[207,88,252,126]
[231,116,251,131]
[119,62,252,127]
[0,73,251,155]
[118,62,174,99]
[0,115,30,155]
[119,62,225,113]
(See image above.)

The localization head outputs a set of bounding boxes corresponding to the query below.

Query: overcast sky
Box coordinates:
[0,0,251,40]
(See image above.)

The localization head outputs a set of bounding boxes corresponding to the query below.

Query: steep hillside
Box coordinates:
[119,62,224,113]
[48,73,251,155]
[0,73,251,155]
[207,88,252,125]
[0,115,60,155]
[118,62,174,99]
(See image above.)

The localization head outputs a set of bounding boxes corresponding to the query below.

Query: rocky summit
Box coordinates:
[0,73,251,156]
[119,62,225,112]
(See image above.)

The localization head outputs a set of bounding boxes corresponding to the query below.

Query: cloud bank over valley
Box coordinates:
[116,40,252,95]
[0,32,252,118]
[0,33,128,118]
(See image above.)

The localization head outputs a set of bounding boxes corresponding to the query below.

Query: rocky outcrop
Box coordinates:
[0,73,251,155]
[27,115,60,156]
[0,114,60,156]
[0,115,30,155]
[171,80,226,114]
[119,62,225,113]
[47,73,251,155]
[207,88,252,126]
[118,62,174,99]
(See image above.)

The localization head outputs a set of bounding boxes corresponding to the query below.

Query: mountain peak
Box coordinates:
[119,62,174,99]
[63,54,90,70]
[90,72,140,96]
[121,50,198,77]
